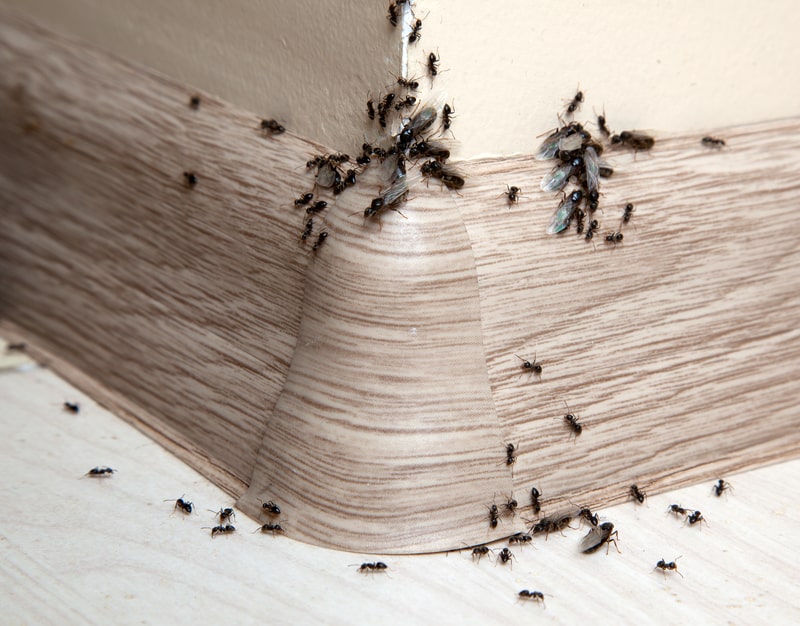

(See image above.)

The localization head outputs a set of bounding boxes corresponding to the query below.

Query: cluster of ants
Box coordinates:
[159,493,286,538]
[519,90,653,247]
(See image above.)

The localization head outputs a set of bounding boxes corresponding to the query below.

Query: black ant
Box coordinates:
[597,110,611,137]
[209,507,236,523]
[566,89,583,115]
[584,219,599,243]
[605,231,624,246]
[183,171,198,187]
[630,485,646,504]
[530,487,542,515]
[164,495,193,514]
[579,521,620,554]
[260,119,285,135]
[622,202,635,223]
[367,97,376,120]
[6,342,27,352]
[408,18,423,44]
[518,590,545,606]
[442,103,455,130]
[356,562,388,573]
[530,512,573,538]
[562,402,583,437]
[488,503,500,528]
[255,522,285,535]
[575,208,586,234]
[312,231,328,253]
[655,557,683,578]
[713,479,733,497]
[84,466,115,477]
[471,545,493,561]
[387,2,399,27]
[63,401,80,414]
[345,169,357,186]
[578,507,599,527]
[427,51,440,78]
[504,495,518,516]
[356,154,371,165]
[687,510,706,526]
[301,218,313,242]
[515,353,542,377]
[394,95,417,111]
[306,200,328,215]
[610,131,655,151]
[294,192,314,206]
[505,442,518,466]
[397,76,419,91]
[189,95,201,110]
[667,504,690,517]
[259,499,281,516]
[496,547,514,567]
[508,532,532,545]
[702,136,725,147]
[505,185,522,203]
[205,524,236,537]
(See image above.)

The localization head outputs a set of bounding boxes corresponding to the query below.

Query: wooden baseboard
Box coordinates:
[2,8,799,553]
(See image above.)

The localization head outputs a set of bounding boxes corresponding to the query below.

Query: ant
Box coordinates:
[575,208,586,234]
[183,171,198,187]
[488,503,500,528]
[701,136,725,147]
[504,185,522,203]
[505,442,518,466]
[610,130,655,151]
[580,522,620,554]
[259,499,281,515]
[306,200,328,215]
[605,231,624,246]
[356,562,388,574]
[367,97,376,120]
[687,510,706,526]
[530,487,542,515]
[655,557,683,578]
[294,192,314,206]
[394,95,417,111]
[518,590,545,606]
[260,119,285,135]
[387,2,399,27]
[63,401,80,414]
[164,495,193,514]
[301,218,313,242]
[312,231,328,253]
[496,547,515,567]
[209,507,236,523]
[630,485,646,504]
[356,154,371,165]
[562,402,583,437]
[427,51,440,78]
[345,170,357,186]
[6,342,27,352]
[578,507,599,527]
[85,466,115,477]
[713,479,733,497]
[504,495,518,516]
[255,522,285,535]
[471,545,493,561]
[397,76,419,91]
[442,103,455,130]
[189,95,201,110]
[566,89,583,115]
[597,110,611,137]
[508,532,533,545]
[667,504,690,518]
[515,353,542,377]
[408,18,423,44]
[205,524,236,537]
[622,202,635,223]
[530,512,573,538]
[584,219,599,243]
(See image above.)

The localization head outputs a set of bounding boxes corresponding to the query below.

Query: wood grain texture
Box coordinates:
[1,9,799,553]
[2,358,799,625]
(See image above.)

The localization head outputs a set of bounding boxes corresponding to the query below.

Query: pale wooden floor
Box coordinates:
[0,343,798,625]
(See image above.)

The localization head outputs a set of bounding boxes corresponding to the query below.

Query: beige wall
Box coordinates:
[4,0,799,158]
